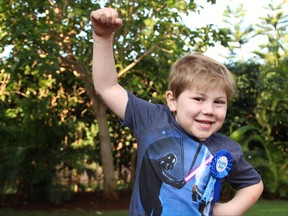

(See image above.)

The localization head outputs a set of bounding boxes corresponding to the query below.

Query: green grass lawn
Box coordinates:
[0,199,287,216]
[245,199,288,216]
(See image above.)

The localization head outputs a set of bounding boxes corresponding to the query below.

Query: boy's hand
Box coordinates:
[90,8,122,37]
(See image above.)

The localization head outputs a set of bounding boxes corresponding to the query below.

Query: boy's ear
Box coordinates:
[166,91,177,112]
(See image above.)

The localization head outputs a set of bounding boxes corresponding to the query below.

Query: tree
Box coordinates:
[226,0,288,198]
[1,0,229,202]
[222,2,254,62]
[0,0,103,202]
[254,1,288,65]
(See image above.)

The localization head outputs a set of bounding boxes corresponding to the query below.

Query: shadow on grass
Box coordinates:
[0,209,128,216]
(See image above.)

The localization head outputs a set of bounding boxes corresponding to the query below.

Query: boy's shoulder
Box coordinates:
[208,133,238,144]
[126,90,170,114]
[205,133,242,155]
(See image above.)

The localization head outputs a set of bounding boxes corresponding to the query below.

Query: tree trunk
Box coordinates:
[97,100,119,200]
[60,56,119,200]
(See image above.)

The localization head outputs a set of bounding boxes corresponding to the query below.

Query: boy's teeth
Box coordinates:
[198,120,211,124]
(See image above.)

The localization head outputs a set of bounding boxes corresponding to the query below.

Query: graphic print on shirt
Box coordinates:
[139,137,213,216]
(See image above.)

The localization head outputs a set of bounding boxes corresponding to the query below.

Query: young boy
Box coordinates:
[91,7,263,216]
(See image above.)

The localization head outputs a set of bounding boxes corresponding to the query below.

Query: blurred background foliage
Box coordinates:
[0,0,287,204]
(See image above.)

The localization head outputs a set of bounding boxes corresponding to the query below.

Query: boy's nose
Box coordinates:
[201,103,213,115]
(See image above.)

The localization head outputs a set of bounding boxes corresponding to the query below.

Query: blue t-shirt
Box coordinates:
[122,91,261,216]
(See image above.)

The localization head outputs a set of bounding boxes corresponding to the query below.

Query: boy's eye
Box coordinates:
[215,100,226,105]
[193,97,203,101]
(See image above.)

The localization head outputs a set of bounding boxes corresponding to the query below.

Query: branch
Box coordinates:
[117,44,158,78]
[59,55,102,117]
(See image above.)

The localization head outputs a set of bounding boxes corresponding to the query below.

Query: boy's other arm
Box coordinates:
[213,180,264,216]
[91,8,128,120]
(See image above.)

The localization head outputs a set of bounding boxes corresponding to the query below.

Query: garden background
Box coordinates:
[0,0,287,214]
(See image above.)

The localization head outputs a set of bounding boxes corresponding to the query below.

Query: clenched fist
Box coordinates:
[90,8,122,37]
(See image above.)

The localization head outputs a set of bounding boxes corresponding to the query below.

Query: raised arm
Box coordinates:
[91,8,128,120]
[213,180,264,216]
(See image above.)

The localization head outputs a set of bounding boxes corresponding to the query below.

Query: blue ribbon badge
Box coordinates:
[200,149,233,204]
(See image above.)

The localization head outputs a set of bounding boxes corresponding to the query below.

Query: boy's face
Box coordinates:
[166,87,227,141]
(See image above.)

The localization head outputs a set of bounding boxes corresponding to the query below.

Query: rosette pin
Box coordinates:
[200,150,233,204]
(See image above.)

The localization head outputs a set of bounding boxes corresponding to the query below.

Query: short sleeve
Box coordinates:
[122,91,168,133]
[226,151,261,190]
[205,133,262,190]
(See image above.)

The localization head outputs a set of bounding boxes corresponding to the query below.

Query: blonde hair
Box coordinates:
[168,53,236,101]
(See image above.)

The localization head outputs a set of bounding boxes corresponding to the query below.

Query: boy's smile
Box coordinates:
[166,87,227,141]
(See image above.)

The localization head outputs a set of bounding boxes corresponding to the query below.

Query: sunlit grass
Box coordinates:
[245,199,288,216]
